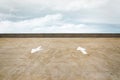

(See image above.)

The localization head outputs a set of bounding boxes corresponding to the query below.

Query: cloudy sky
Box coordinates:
[0,0,120,33]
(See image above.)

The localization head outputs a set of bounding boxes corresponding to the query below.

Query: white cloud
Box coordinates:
[0,0,119,23]
[0,0,108,11]
[0,14,62,26]
[0,0,120,33]
[0,14,63,33]
[32,23,93,33]
[31,0,107,11]
[77,17,120,24]
[0,14,100,33]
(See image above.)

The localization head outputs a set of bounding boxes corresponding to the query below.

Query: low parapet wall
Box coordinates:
[0,34,120,38]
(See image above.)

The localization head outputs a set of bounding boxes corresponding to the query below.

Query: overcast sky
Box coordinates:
[0,0,120,33]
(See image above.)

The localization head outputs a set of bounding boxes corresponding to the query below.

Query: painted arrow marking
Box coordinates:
[77,46,88,54]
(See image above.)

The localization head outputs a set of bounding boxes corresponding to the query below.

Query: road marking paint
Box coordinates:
[77,46,88,54]
[31,46,43,54]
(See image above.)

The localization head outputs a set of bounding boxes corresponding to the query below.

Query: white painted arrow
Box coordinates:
[31,46,43,54]
[77,46,88,54]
